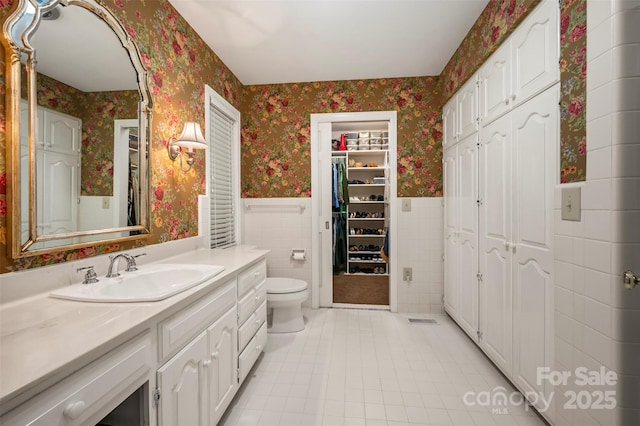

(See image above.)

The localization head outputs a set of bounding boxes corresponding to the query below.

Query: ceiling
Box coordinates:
[168,0,490,86]
[32,5,137,92]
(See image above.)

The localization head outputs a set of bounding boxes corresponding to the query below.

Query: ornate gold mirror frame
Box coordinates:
[2,0,153,258]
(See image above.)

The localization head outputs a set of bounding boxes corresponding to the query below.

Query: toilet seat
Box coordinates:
[266,277,307,294]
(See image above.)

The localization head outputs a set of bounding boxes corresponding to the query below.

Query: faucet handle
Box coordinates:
[126,253,146,272]
[77,266,99,285]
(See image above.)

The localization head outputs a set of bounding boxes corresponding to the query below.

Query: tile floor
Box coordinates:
[219,308,547,426]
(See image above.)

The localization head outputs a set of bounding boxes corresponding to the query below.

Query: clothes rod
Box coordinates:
[244,201,306,212]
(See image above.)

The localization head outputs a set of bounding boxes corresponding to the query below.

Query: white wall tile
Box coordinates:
[587,49,613,92]
[583,268,612,304]
[612,144,640,179]
[612,7,640,45]
[582,179,612,211]
[556,286,574,317]
[611,210,640,243]
[583,239,612,273]
[612,44,640,79]
[588,0,613,29]
[611,307,640,342]
[586,114,613,151]
[555,260,574,291]
[612,77,640,112]
[587,82,614,121]
[583,326,612,366]
[588,15,613,60]
[583,210,612,241]
[586,147,612,180]
[611,111,640,145]
[612,177,640,210]
[583,297,612,336]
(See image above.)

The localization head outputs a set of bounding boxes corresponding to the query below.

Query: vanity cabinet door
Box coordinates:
[157,331,208,426]
[207,306,238,426]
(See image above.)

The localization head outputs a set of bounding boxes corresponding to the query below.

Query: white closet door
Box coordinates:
[44,110,81,155]
[512,0,559,106]
[456,135,479,339]
[40,150,79,237]
[478,41,512,126]
[443,146,458,317]
[479,114,513,375]
[442,97,458,148]
[511,85,557,405]
[457,76,479,140]
[318,122,334,307]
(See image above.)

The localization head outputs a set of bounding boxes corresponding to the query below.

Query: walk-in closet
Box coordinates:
[311,111,397,310]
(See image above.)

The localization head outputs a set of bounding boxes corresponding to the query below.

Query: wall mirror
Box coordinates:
[3,0,153,258]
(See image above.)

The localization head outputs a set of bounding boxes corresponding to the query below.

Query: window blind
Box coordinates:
[209,103,236,248]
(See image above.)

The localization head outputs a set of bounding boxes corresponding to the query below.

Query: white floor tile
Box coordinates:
[220,309,546,426]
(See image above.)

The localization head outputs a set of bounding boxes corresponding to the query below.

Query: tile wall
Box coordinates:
[241,197,444,314]
[395,198,444,314]
[553,1,640,424]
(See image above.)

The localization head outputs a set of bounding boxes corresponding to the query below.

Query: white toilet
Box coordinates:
[265,278,308,333]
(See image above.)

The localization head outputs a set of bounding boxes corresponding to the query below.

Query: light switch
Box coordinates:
[561,187,581,221]
[102,197,110,209]
[402,198,411,212]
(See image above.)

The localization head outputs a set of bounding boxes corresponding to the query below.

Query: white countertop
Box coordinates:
[0,246,269,410]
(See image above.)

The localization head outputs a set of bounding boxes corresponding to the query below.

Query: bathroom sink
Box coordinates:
[50,264,225,302]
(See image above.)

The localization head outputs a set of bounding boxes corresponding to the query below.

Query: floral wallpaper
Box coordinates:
[241,77,443,198]
[0,0,588,273]
[79,89,139,196]
[0,0,243,272]
[559,0,587,183]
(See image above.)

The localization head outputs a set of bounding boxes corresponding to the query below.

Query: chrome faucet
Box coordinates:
[106,253,136,278]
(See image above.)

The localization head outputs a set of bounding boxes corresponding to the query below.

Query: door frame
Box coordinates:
[310,111,398,311]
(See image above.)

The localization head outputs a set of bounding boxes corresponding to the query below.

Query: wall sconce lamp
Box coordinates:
[168,122,207,171]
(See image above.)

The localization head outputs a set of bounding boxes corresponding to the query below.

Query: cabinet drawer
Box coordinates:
[159,279,236,360]
[238,322,267,383]
[1,333,152,426]
[238,301,267,352]
[237,281,267,325]
[237,260,266,297]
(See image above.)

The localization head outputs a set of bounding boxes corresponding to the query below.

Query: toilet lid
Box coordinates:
[266,278,308,294]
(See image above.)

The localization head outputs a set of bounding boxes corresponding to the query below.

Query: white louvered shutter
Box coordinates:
[209,104,235,248]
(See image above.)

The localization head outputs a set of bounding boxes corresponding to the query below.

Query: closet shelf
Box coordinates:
[348,234,385,238]
[349,166,385,171]
[348,184,384,187]
[346,273,389,277]
[349,200,384,204]
[347,218,385,221]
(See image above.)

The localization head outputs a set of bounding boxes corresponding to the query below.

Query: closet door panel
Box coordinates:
[512,0,559,106]
[479,115,512,374]
[443,146,458,316]
[457,77,479,140]
[443,97,458,148]
[456,136,478,338]
[511,85,557,411]
[478,41,512,126]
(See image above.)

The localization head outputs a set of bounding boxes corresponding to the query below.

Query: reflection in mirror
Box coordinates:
[4,0,152,258]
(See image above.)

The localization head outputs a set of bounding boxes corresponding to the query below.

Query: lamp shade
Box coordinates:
[174,122,207,150]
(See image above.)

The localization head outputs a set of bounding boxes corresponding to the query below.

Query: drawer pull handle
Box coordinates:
[211,351,219,359]
[63,401,86,419]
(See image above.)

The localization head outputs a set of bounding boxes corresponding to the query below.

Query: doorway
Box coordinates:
[311,111,398,311]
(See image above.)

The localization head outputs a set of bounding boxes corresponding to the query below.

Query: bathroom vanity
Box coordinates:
[0,246,268,426]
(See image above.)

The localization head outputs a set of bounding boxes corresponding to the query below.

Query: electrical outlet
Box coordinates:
[403,267,412,282]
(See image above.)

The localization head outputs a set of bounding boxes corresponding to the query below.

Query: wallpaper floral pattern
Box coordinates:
[241,77,443,198]
[0,0,588,273]
[559,0,587,183]
[0,0,243,271]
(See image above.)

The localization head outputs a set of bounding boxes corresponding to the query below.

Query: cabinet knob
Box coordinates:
[211,351,219,359]
[63,401,86,419]
[511,94,516,101]
[505,98,510,105]
[255,319,261,325]
[202,360,211,367]
[505,241,510,250]
[256,345,262,352]
[255,295,260,302]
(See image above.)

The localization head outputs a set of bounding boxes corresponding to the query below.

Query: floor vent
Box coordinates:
[408,318,438,325]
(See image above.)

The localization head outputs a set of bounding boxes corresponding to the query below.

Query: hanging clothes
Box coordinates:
[333,213,347,273]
